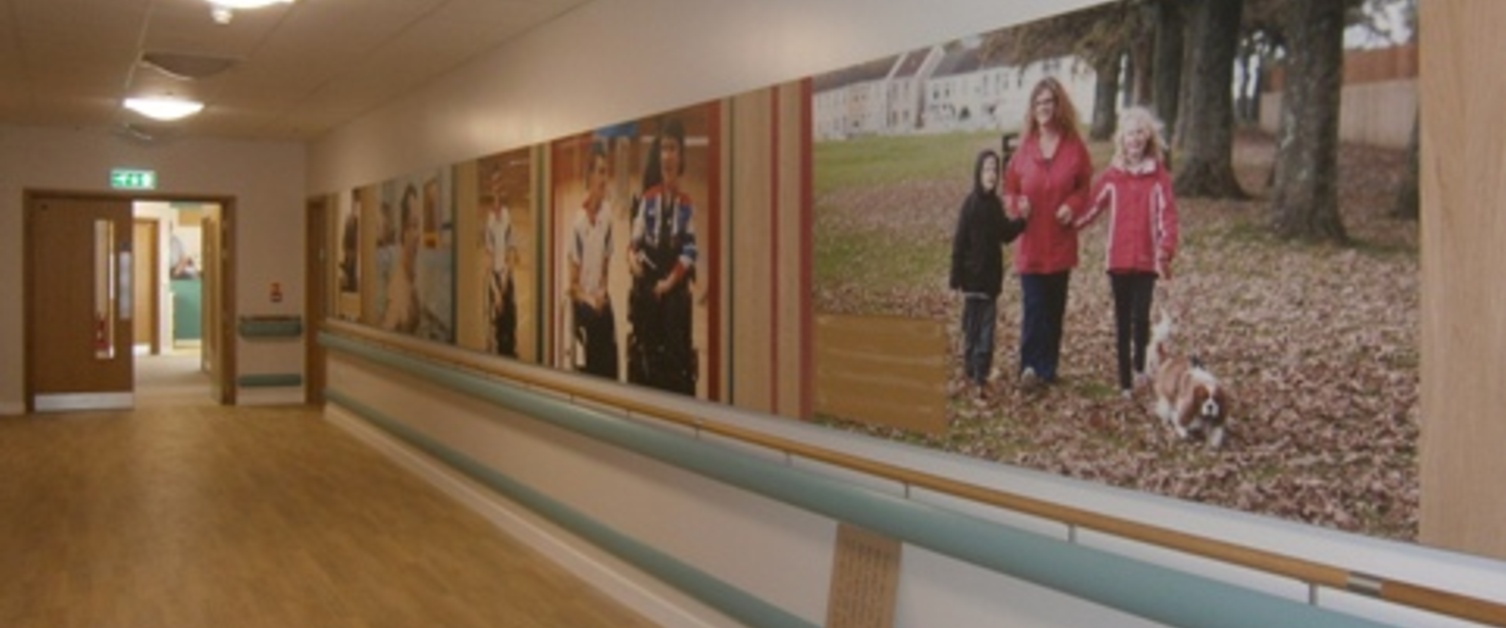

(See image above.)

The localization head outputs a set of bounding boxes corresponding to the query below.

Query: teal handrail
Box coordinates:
[321,331,1394,628]
[326,389,814,628]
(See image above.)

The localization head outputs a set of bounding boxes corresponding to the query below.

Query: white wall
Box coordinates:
[307,0,1102,193]
[0,126,307,413]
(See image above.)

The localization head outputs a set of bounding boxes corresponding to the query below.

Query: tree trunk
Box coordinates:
[1090,52,1122,141]
[1172,0,1246,199]
[1271,0,1347,241]
[1130,6,1156,107]
[1154,0,1186,147]
[1391,114,1420,220]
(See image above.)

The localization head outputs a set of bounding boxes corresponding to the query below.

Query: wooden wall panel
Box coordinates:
[776,80,811,420]
[453,161,485,353]
[1418,0,1506,560]
[814,314,948,436]
[358,186,382,328]
[725,81,813,418]
[513,155,541,366]
[729,89,776,413]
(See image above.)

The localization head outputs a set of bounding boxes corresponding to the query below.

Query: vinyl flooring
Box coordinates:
[0,354,657,628]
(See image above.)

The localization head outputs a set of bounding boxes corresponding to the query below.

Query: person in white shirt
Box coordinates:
[568,141,620,378]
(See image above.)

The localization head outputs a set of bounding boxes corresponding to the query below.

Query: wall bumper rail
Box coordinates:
[321,331,1396,628]
[237,315,303,339]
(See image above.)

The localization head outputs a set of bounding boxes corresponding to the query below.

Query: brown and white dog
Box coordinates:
[1146,315,1231,449]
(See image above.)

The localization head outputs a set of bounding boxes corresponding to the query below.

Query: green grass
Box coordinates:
[812,131,1044,302]
[814,131,1007,195]
[814,131,1119,195]
[812,213,948,293]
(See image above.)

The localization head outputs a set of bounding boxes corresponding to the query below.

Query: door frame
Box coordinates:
[132,218,163,356]
[304,194,330,405]
[22,189,238,412]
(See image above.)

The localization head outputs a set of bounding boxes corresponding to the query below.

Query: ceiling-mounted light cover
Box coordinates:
[142,52,238,81]
[205,0,294,9]
[124,96,206,121]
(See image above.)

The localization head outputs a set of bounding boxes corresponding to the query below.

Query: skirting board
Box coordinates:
[236,387,305,406]
[322,404,732,628]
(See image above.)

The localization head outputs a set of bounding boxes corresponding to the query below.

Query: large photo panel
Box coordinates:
[456,147,539,362]
[370,169,455,342]
[549,104,723,401]
[810,1,1420,542]
[334,188,362,322]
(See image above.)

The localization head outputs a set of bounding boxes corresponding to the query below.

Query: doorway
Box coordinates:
[23,191,237,413]
[132,201,221,406]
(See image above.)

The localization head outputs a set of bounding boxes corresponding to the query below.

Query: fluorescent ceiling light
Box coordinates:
[206,0,294,8]
[124,96,206,121]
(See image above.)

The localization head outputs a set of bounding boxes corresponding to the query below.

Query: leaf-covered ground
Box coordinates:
[813,130,1420,541]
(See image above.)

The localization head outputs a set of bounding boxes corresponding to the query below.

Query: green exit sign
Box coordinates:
[110,168,157,190]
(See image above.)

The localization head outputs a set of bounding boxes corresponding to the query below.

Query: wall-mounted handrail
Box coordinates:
[320,323,1506,627]
[325,389,816,628]
[321,329,1411,628]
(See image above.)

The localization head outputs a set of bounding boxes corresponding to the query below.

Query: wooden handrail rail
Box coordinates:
[321,322,1506,627]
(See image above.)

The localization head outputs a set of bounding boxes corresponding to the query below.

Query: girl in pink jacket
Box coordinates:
[1074,107,1179,398]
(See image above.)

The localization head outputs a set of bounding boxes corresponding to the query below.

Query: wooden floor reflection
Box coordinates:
[0,402,656,628]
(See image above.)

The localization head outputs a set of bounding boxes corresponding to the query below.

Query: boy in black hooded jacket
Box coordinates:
[950,149,1027,396]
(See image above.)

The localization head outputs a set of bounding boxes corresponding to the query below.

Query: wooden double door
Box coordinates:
[26,196,135,411]
[25,193,235,412]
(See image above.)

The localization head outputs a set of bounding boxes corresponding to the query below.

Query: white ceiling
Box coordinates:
[0,0,590,142]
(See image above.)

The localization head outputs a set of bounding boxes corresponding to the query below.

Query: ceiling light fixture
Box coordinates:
[204,0,294,25]
[141,52,238,81]
[124,96,206,121]
[205,0,295,9]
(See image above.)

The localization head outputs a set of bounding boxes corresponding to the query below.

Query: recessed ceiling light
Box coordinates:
[124,96,206,121]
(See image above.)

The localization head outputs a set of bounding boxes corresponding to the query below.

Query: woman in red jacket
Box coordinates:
[1073,106,1179,399]
[1003,77,1094,390]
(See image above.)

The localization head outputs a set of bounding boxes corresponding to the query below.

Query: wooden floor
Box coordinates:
[0,395,658,627]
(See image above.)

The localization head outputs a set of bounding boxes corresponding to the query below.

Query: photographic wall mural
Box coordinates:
[366,169,454,342]
[548,105,722,400]
[333,0,1424,545]
[455,147,539,362]
[809,2,1421,541]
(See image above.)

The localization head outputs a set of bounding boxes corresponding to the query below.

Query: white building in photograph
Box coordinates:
[814,41,1096,140]
[812,47,943,141]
